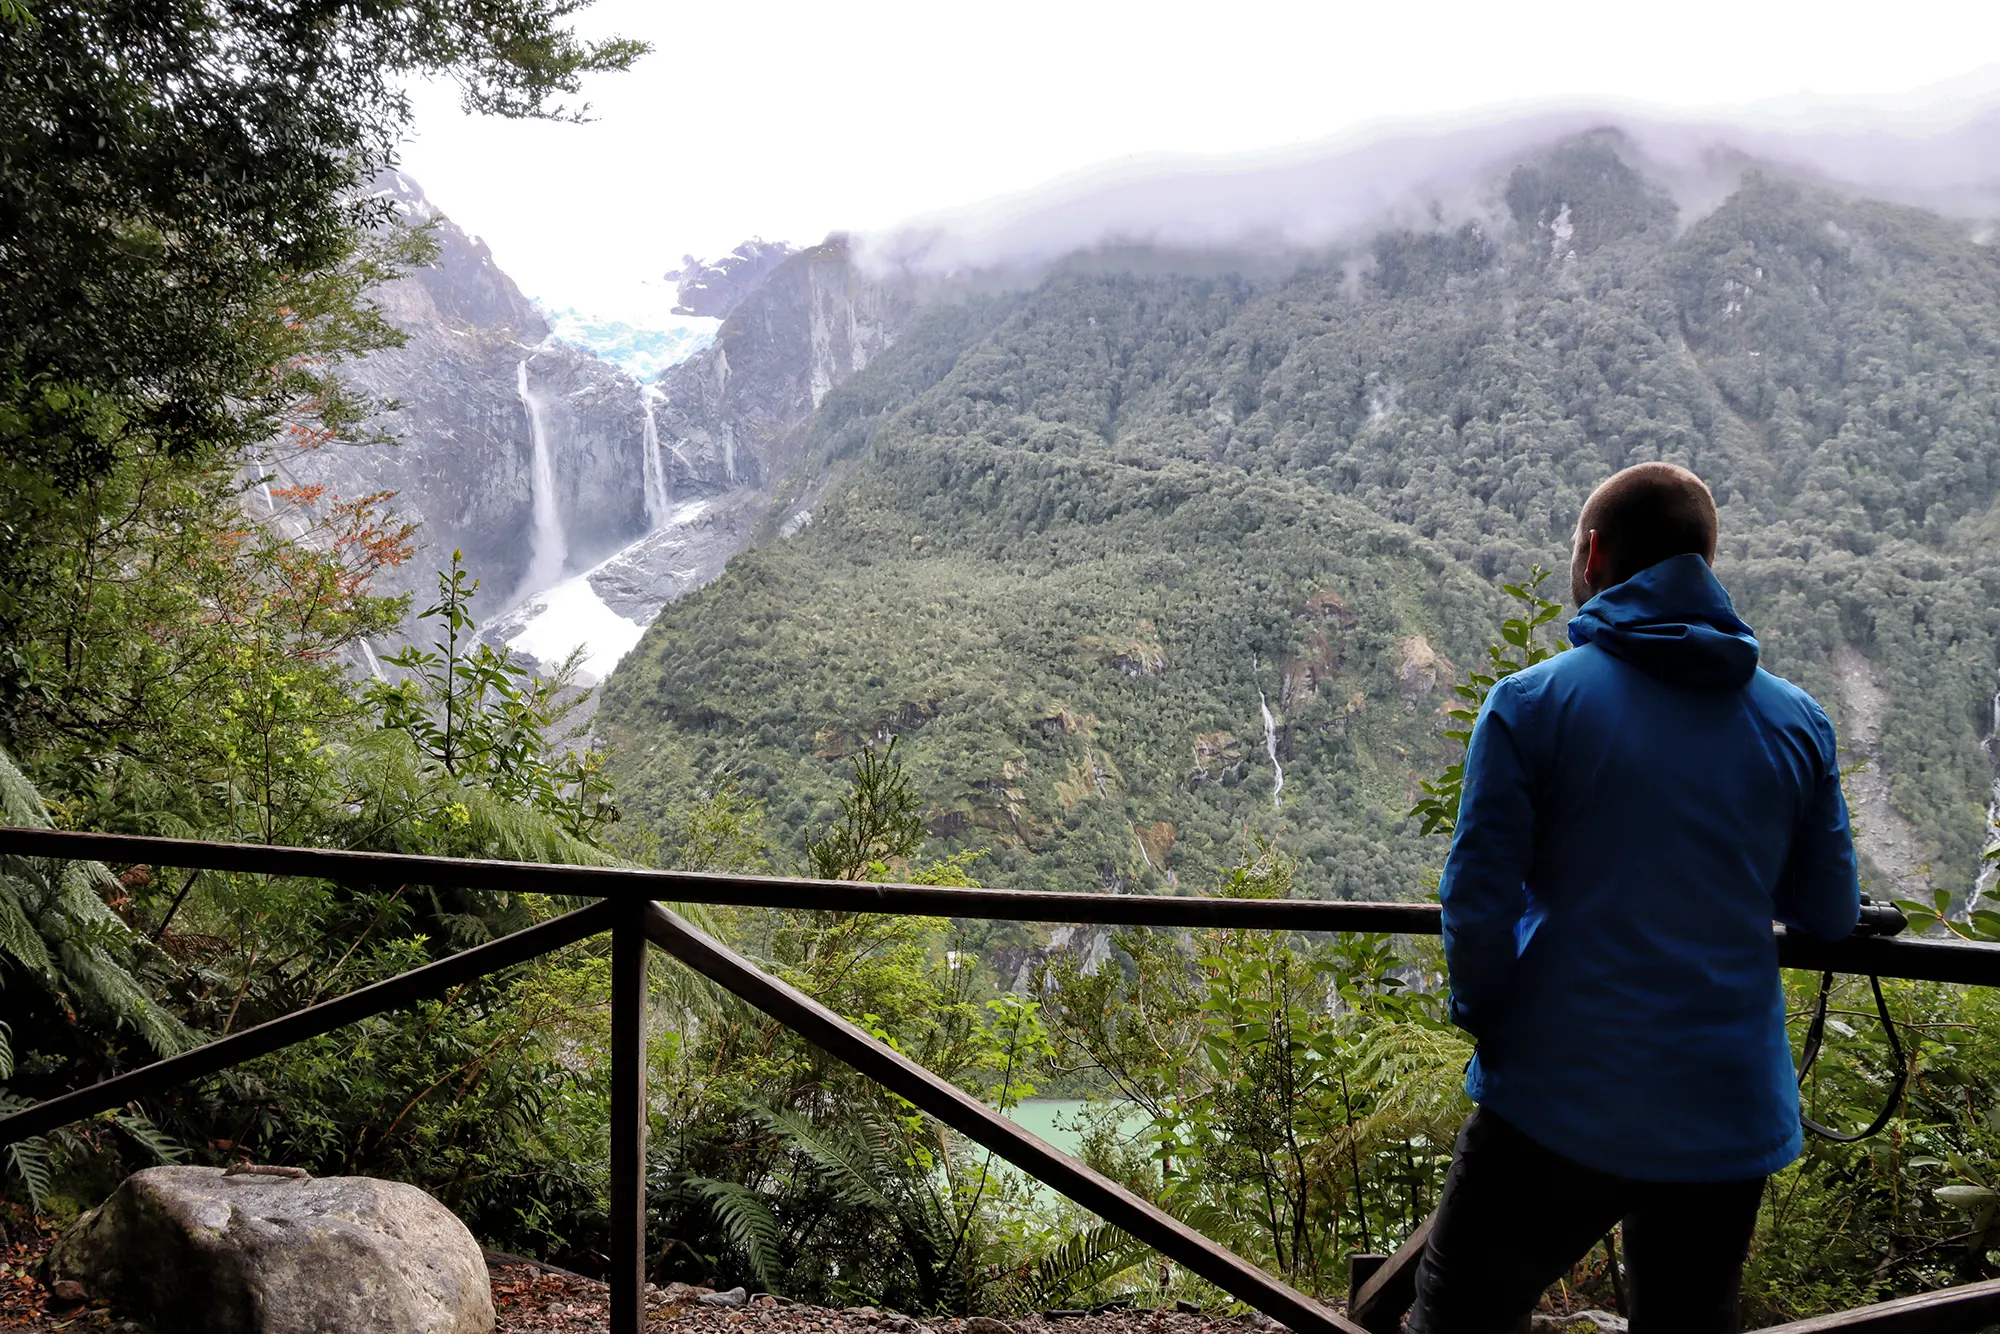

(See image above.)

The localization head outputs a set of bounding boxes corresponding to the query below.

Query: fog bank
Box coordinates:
[860,85,2000,276]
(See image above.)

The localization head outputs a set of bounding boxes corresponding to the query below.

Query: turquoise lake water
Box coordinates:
[1002,1099,1148,1153]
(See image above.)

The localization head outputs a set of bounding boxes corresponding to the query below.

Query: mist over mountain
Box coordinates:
[864,95,2000,275]
[597,131,2000,912]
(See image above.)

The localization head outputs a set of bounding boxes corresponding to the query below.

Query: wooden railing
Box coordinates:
[4,828,1999,1334]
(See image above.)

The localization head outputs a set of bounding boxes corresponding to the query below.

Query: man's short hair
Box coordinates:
[1578,463,1718,586]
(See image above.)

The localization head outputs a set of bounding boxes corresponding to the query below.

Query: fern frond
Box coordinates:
[1169,1199,1267,1262]
[0,883,53,978]
[684,1175,784,1291]
[1353,1022,1474,1146]
[4,1137,52,1214]
[55,857,125,927]
[751,1104,898,1213]
[0,745,184,1059]
[0,746,49,828]
[112,1105,187,1164]
[1010,1223,1151,1309]
[0,1093,53,1215]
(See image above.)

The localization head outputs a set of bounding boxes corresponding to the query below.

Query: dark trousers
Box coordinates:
[1406,1107,1766,1334]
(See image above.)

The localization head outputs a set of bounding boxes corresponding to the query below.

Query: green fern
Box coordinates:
[1352,1022,1476,1146]
[685,1176,784,1291]
[0,886,50,978]
[4,1135,52,1213]
[1006,1223,1151,1309]
[1409,565,1567,839]
[1168,1199,1267,1263]
[0,744,191,1057]
[0,1091,182,1214]
[751,1104,900,1213]
[112,1104,188,1166]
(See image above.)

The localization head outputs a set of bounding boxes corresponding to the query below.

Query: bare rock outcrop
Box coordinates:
[42,1166,493,1334]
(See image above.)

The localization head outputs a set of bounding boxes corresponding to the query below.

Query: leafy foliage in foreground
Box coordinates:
[0,0,648,1254]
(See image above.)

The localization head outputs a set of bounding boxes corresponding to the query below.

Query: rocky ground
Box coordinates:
[2,1225,1628,1333]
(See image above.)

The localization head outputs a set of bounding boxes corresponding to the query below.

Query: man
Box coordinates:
[1408,462,1861,1334]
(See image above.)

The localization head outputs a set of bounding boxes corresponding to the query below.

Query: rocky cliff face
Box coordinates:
[295,176,919,675]
[668,240,797,318]
[283,173,650,611]
[646,238,916,499]
[488,239,921,677]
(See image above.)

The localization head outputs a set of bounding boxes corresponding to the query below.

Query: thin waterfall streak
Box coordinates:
[1260,691,1284,810]
[1974,680,2000,911]
[359,639,386,683]
[261,481,275,513]
[517,359,568,598]
[640,385,671,529]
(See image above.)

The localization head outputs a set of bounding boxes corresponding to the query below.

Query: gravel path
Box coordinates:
[4,1227,1628,1333]
[494,1276,1287,1334]
[2,1227,1308,1334]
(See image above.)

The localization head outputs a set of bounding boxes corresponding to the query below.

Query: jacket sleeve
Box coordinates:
[1438,675,1538,1037]
[1773,706,1861,941]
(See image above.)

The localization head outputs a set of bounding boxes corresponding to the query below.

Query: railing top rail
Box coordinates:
[5,826,1999,987]
[0,826,1441,929]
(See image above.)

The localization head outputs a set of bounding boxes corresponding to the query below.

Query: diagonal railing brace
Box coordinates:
[0,900,619,1148]
[640,900,1370,1334]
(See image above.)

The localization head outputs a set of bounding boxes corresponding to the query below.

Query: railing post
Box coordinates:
[609,898,650,1334]
[1347,1253,1386,1312]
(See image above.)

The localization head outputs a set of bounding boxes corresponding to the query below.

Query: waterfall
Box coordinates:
[1260,691,1285,810]
[359,639,385,683]
[639,385,671,529]
[1975,680,2000,912]
[517,359,568,595]
[260,481,275,513]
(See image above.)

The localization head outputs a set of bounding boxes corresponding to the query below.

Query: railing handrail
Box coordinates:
[0,825,1439,929]
[5,826,1997,985]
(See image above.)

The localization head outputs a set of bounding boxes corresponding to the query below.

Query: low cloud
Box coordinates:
[857,77,2000,278]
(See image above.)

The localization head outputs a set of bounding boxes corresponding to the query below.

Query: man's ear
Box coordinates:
[1584,529,1609,591]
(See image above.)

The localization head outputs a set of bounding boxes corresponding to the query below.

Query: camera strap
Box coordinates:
[1796,970,1907,1143]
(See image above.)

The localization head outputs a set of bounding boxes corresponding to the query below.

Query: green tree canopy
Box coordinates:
[0,0,640,482]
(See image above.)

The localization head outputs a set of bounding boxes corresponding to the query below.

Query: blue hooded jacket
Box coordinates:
[1439,553,1860,1182]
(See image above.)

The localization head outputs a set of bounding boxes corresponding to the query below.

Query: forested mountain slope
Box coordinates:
[599,137,2000,904]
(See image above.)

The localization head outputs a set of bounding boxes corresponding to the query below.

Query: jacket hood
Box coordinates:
[1568,553,1760,688]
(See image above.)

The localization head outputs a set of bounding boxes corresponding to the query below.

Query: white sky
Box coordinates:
[396,0,2000,320]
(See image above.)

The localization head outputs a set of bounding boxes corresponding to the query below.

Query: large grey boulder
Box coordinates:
[43,1166,493,1334]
